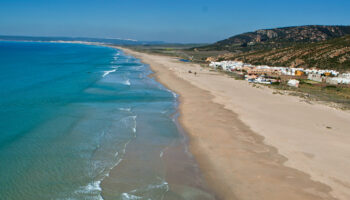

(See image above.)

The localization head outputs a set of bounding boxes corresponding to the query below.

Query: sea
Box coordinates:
[0,41,215,200]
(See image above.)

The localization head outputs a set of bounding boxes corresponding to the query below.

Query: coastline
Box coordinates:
[99,45,216,200]
[116,46,350,200]
[1,41,218,199]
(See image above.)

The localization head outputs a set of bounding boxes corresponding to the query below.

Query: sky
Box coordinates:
[0,0,350,43]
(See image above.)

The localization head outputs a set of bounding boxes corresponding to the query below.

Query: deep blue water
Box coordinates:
[0,41,192,200]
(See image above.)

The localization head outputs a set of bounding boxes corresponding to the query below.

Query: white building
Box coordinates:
[209,61,244,71]
[209,61,348,85]
[288,79,300,87]
[308,74,323,82]
[326,77,350,85]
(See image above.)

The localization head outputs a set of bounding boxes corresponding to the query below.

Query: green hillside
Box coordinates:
[198,25,350,71]
[209,35,350,71]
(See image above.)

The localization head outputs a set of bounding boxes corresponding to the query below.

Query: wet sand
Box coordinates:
[117,46,350,200]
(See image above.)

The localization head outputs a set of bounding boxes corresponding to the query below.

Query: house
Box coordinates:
[288,79,300,87]
[326,77,350,85]
[209,60,347,86]
[308,74,323,82]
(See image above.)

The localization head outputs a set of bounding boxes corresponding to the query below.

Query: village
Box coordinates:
[209,60,350,87]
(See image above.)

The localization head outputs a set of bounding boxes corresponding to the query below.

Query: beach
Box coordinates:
[118,46,350,200]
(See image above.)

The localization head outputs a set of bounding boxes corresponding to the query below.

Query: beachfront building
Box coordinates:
[304,69,339,76]
[209,60,349,85]
[308,74,323,82]
[326,77,350,85]
[209,61,244,71]
[340,73,350,79]
[287,79,300,87]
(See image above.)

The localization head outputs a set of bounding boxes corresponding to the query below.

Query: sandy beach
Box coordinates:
[117,46,350,200]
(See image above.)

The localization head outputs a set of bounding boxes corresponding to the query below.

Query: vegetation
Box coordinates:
[211,35,350,71]
[269,79,350,109]
[125,44,227,63]
[198,25,350,52]
[197,25,350,71]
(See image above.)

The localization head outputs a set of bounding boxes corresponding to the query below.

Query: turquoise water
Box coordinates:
[0,41,214,200]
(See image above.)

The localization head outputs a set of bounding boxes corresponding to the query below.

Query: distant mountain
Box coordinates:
[199,25,350,52]
[0,35,165,45]
[197,25,350,71]
[207,34,350,71]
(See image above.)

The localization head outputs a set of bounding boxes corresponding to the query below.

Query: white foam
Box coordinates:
[85,181,102,192]
[70,114,140,200]
[165,88,177,98]
[171,91,177,98]
[123,79,131,85]
[124,180,169,199]
[131,116,137,135]
[75,181,103,200]
[120,181,169,200]
[122,141,130,154]
[146,181,169,190]
[106,158,123,177]
[121,193,142,200]
[120,115,137,131]
[112,53,120,63]
[159,146,169,158]
[119,108,131,112]
[102,69,116,77]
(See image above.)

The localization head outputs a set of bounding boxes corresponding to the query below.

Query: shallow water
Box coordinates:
[0,41,214,200]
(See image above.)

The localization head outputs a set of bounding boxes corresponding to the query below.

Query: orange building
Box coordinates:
[295,70,305,76]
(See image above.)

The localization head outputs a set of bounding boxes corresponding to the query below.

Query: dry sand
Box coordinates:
[117,47,350,200]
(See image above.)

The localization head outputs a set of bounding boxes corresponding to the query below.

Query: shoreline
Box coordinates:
[100,45,216,200]
[117,46,350,200]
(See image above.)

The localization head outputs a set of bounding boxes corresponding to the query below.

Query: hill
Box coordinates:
[199,25,350,52]
[208,35,350,71]
[198,25,350,71]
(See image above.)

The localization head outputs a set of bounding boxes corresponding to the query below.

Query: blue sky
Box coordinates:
[0,0,349,43]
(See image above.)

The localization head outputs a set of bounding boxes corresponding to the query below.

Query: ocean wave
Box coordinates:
[118,179,169,200]
[146,181,169,191]
[168,89,177,98]
[77,115,138,200]
[159,146,169,158]
[112,53,120,63]
[130,66,143,71]
[80,181,102,193]
[131,116,137,134]
[119,108,131,112]
[161,87,177,98]
[121,193,142,200]
[106,158,123,177]
[74,181,103,200]
[123,79,131,85]
[102,69,117,77]
[111,65,120,69]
